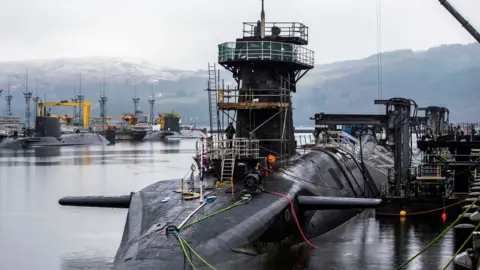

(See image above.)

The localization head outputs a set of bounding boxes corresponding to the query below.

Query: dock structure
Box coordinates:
[436,1,480,267]
[309,99,480,219]
[199,0,314,195]
[311,98,416,196]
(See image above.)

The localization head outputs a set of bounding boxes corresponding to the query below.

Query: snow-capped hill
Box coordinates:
[1,43,479,124]
[0,56,206,84]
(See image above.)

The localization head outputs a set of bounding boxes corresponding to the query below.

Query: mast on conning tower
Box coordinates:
[260,0,265,38]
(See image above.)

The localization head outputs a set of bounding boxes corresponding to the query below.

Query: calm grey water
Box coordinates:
[0,141,458,270]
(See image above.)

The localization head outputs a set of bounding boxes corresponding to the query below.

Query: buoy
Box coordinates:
[399,210,407,217]
[442,212,447,221]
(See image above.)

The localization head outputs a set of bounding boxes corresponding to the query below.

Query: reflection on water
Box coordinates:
[0,141,458,270]
[308,212,456,270]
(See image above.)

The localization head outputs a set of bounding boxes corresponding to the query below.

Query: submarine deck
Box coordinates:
[114,149,388,269]
[115,177,292,269]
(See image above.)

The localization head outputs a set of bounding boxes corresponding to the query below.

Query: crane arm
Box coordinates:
[39,101,91,107]
[439,0,480,43]
[38,101,91,128]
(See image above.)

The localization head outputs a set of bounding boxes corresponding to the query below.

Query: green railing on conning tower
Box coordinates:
[218,41,314,68]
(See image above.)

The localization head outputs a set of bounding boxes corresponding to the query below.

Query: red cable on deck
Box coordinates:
[266,191,318,249]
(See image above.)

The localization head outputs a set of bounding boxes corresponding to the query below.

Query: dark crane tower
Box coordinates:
[5,80,12,116]
[77,73,85,127]
[99,77,107,131]
[217,0,314,159]
[148,83,155,125]
[71,79,78,125]
[23,70,33,129]
[32,79,40,125]
[133,81,140,117]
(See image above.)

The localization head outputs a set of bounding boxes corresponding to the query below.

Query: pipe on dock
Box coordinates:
[58,194,131,208]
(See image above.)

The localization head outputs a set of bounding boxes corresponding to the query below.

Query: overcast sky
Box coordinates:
[0,0,479,70]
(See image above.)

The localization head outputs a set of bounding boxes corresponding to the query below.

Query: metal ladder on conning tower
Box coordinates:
[221,145,236,199]
[207,63,219,137]
[221,149,235,182]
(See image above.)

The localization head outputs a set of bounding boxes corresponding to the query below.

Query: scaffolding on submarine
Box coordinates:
[205,64,293,162]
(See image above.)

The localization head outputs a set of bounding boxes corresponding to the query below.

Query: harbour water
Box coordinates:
[0,140,457,270]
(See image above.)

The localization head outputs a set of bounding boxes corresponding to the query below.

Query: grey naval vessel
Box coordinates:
[0,116,109,150]
[59,2,390,269]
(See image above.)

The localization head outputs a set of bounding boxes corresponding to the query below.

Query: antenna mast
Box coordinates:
[260,0,266,38]
[32,78,40,124]
[133,80,140,117]
[99,77,108,131]
[71,79,78,125]
[148,82,155,125]
[6,79,12,116]
[23,69,33,129]
[77,73,85,127]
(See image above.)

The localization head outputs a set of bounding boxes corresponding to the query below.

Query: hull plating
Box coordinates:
[113,148,387,269]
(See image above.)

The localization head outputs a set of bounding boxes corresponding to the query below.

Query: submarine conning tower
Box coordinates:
[217,0,314,159]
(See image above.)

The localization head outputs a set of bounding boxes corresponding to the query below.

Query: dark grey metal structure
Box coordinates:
[99,77,108,130]
[77,73,85,127]
[5,80,12,116]
[374,98,416,196]
[418,106,449,137]
[439,0,480,43]
[22,69,33,130]
[148,83,155,125]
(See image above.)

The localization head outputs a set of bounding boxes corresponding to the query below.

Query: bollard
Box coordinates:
[455,223,476,251]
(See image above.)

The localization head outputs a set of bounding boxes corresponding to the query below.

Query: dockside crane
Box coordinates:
[38,101,91,128]
[439,0,480,43]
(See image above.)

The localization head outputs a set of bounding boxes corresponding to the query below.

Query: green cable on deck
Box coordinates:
[179,199,248,231]
[179,235,218,270]
[173,199,249,270]
[394,195,480,270]
[177,233,197,270]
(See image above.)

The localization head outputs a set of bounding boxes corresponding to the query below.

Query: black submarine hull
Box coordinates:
[112,148,388,269]
[0,134,110,150]
[143,131,176,141]
[133,131,148,141]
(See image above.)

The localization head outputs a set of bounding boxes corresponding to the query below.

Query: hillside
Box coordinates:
[0,43,479,125]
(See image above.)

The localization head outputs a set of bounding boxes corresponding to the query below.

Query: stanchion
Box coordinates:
[200,137,205,203]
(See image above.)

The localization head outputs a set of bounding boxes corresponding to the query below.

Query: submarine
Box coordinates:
[58,2,389,269]
[0,116,109,150]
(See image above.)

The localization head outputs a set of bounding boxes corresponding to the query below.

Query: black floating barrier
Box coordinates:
[58,194,131,208]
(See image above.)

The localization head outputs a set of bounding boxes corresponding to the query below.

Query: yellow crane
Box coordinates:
[120,114,139,128]
[38,101,91,128]
[51,114,73,125]
[156,112,181,130]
